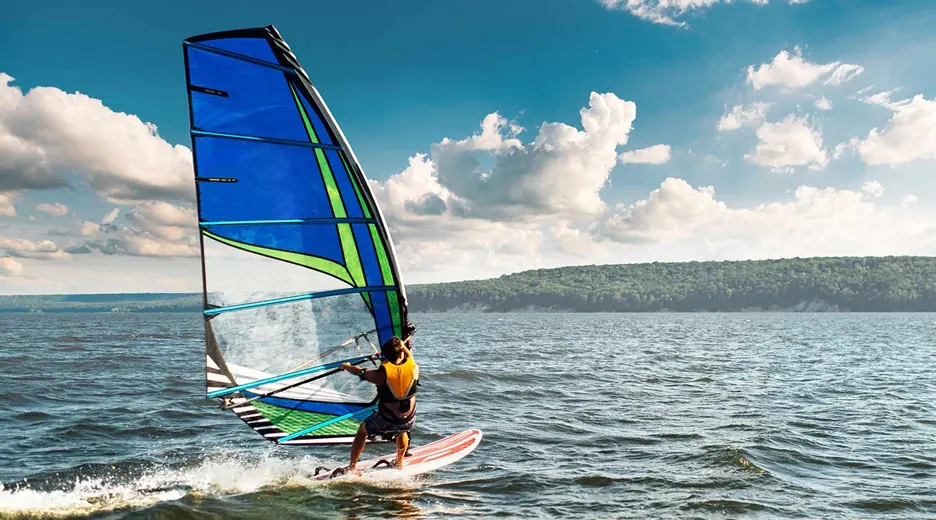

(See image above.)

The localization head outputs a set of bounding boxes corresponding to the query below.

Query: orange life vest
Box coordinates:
[377,355,419,416]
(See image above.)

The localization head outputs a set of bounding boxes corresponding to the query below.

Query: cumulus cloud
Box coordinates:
[35,202,69,216]
[0,257,23,276]
[618,144,671,164]
[373,91,639,223]
[832,138,860,160]
[815,97,832,111]
[717,102,771,131]
[861,180,884,198]
[0,73,194,203]
[31,200,198,259]
[746,47,862,91]
[824,64,865,86]
[744,115,828,172]
[0,236,70,260]
[70,200,199,258]
[855,88,909,110]
[363,92,650,276]
[856,94,936,166]
[598,0,809,27]
[0,192,15,217]
[79,221,101,236]
[600,178,728,243]
[597,177,934,258]
[101,208,120,225]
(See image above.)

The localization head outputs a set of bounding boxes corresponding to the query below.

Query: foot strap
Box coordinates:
[371,459,394,469]
[328,466,350,479]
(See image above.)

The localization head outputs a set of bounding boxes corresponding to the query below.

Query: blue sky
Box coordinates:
[2,0,936,293]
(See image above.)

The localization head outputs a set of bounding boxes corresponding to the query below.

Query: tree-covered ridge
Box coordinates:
[406,256,936,312]
[1,256,934,313]
[0,293,202,313]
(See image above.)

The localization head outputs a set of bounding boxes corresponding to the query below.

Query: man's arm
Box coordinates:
[340,362,383,384]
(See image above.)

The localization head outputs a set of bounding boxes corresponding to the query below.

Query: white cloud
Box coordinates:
[717,102,771,131]
[79,221,100,236]
[598,0,809,27]
[0,257,23,276]
[600,178,728,243]
[857,94,936,166]
[824,64,865,86]
[364,92,648,278]
[815,97,832,111]
[746,47,861,91]
[902,195,918,207]
[0,192,15,217]
[375,91,639,222]
[618,144,671,164]
[69,200,199,258]
[744,115,828,171]
[0,73,194,203]
[832,138,859,160]
[35,202,69,216]
[0,236,70,260]
[597,178,935,258]
[125,201,197,244]
[861,180,884,198]
[857,88,909,110]
[101,208,119,225]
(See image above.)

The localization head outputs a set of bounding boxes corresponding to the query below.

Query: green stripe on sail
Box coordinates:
[290,82,321,145]
[369,224,395,286]
[338,223,366,288]
[315,148,346,218]
[387,290,402,338]
[292,82,367,289]
[342,152,372,219]
[253,401,360,436]
[203,230,352,285]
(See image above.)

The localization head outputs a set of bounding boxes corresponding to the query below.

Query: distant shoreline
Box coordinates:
[3,256,935,313]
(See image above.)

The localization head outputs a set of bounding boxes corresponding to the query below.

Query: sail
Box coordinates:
[182,25,410,445]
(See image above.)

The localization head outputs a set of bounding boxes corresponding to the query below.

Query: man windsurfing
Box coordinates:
[337,334,419,474]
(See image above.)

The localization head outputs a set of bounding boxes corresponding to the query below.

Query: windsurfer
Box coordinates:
[339,335,419,472]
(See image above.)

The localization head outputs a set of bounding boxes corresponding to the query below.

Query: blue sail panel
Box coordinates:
[368,290,395,345]
[193,137,334,221]
[352,223,383,287]
[202,222,346,266]
[187,47,307,141]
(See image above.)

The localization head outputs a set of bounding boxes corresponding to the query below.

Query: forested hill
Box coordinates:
[407,256,936,312]
[2,256,935,313]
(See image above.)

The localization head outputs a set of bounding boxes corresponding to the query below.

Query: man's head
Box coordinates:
[381,336,405,362]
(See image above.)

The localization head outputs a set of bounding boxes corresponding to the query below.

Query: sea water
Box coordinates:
[0,312,934,519]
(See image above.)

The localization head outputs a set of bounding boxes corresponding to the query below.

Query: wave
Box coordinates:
[0,449,423,519]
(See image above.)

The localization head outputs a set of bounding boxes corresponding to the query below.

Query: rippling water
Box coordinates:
[1,312,935,519]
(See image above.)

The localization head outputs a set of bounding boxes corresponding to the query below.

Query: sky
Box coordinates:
[1,0,936,294]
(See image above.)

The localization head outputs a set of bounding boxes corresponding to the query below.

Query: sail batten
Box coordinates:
[184,40,293,72]
[190,129,344,150]
[183,24,409,445]
[200,217,378,226]
[203,285,398,316]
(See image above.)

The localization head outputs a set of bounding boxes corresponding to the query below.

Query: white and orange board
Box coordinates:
[312,429,483,481]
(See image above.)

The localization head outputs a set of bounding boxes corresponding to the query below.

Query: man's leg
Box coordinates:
[348,422,368,470]
[394,431,409,469]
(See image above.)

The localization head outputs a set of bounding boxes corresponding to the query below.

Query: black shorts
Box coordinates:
[364,409,416,439]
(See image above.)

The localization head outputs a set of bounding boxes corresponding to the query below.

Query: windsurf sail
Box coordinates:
[182,25,411,445]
